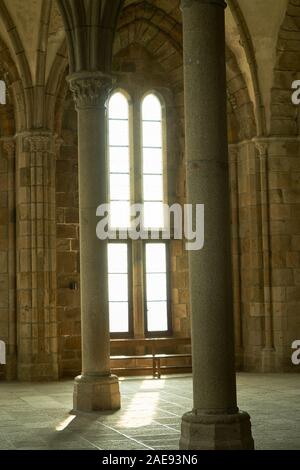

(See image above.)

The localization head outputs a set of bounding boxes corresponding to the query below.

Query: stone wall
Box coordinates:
[232,141,265,370]
[0,142,10,379]
[268,139,300,370]
[271,0,300,136]
[229,138,300,372]
[56,93,81,377]
[0,97,16,380]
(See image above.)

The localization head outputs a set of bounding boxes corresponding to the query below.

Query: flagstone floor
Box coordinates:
[0,373,299,450]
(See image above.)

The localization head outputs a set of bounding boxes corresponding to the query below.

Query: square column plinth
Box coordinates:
[73,374,121,412]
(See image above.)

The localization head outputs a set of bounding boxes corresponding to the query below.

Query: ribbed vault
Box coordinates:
[56,0,124,73]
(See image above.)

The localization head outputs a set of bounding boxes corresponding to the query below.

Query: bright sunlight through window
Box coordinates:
[107,91,169,335]
[108,243,129,333]
[108,92,131,229]
[145,243,168,332]
[142,94,165,229]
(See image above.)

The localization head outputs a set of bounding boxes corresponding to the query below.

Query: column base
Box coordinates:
[179,410,254,450]
[73,374,121,412]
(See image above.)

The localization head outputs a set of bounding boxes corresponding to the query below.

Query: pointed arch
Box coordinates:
[227,0,265,136]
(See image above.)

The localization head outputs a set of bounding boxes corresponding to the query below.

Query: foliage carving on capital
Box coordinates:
[68,72,113,110]
[22,134,56,153]
[3,140,15,158]
[255,141,268,159]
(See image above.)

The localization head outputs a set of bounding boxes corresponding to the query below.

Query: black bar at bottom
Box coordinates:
[0,450,299,467]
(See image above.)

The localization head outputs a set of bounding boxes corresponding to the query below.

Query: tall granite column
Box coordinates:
[68,72,120,411]
[255,140,276,372]
[180,0,254,449]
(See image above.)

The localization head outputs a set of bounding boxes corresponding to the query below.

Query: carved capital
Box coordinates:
[22,133,56,153]
[3,140,15,158]
[254,140,268,158]
[67,72,113,110]
[181,0,226,9]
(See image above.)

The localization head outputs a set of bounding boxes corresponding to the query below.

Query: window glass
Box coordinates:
[108,243,129,333]
[108,92,131,230]
[145,243,168,332]
[142,94,164,229]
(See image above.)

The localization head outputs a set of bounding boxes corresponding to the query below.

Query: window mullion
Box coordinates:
[131,96,145,338]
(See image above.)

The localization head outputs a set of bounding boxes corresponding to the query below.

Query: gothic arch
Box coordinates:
[46,40,69,132]
[227,0,266,136]
[34,0,53,128]
[115,0,256,144]
[226,45,256,142]
[51,0,259,148]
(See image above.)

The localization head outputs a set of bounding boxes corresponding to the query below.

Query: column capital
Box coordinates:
[21,132,57,153]
[254,139,269,158]
[67,71,114,110]
[2,139,15,158]
[181,0,226,9]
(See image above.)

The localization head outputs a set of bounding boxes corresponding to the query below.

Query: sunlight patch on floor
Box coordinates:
[117,391,160,428]
[55,414,76,431]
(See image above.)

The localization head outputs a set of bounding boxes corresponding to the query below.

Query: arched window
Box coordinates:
[107,90,170,337]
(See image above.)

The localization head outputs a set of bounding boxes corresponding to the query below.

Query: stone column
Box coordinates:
[180,0,254,449]
[3,140,17,380]
[68,72,120,411]
[228,145,243,370]
[16,132,58,381]
[254,139,276,372]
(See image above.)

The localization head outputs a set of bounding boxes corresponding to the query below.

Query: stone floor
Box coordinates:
[0,373,299,450]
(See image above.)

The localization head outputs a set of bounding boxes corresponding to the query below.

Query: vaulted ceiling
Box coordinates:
[0,0,292,133]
